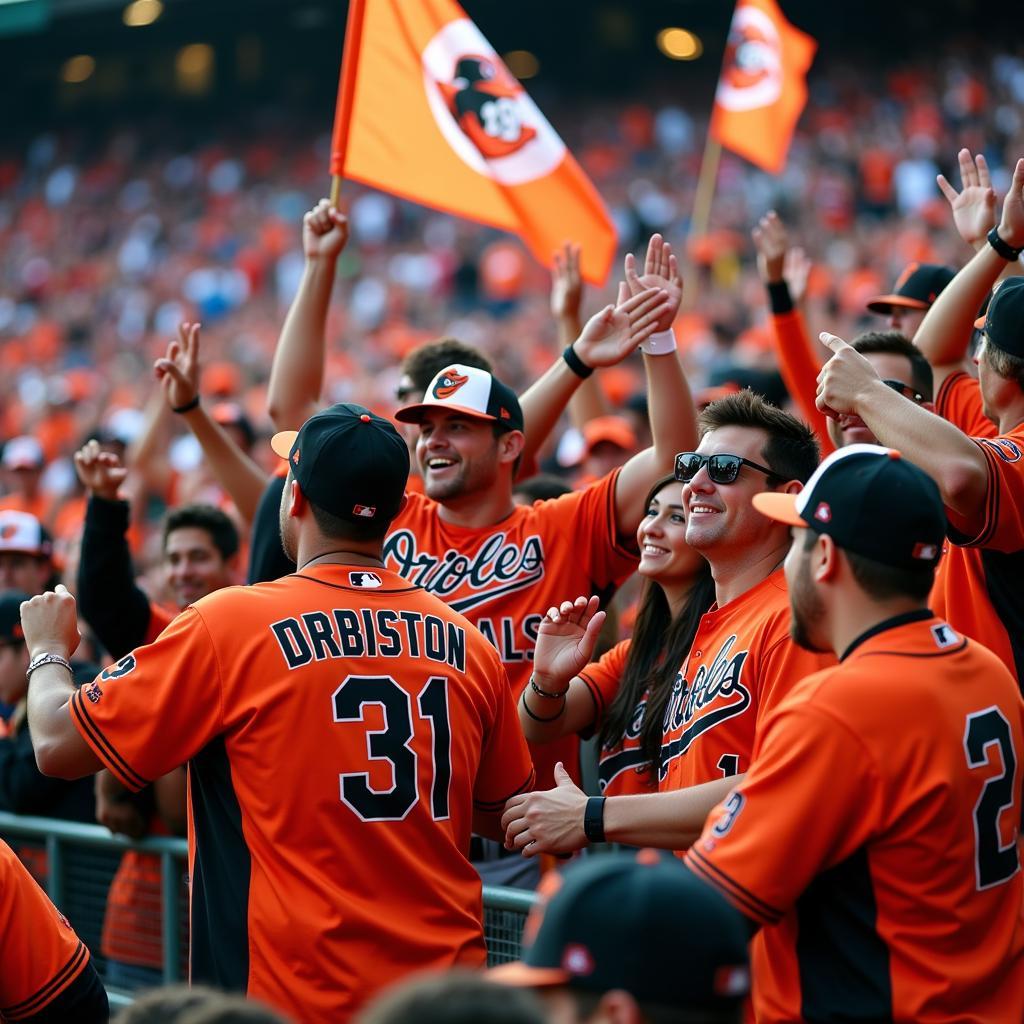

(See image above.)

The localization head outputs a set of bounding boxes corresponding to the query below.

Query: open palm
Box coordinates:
[574,284,669,367]
[533,596,606,688]
[937,149,997,248]
[624,233,683,332]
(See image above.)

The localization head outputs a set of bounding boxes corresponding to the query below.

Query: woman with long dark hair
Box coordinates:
[519,474,714,795]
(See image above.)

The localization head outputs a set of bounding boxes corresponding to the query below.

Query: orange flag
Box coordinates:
[709,0,817,175]
[330,0,616,284]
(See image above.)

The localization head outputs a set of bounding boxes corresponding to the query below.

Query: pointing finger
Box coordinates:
[819,331,851,353]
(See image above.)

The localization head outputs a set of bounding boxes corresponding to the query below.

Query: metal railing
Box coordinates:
[0,811,537,999]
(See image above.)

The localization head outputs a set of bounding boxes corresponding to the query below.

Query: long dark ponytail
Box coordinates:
[598,475,715,778]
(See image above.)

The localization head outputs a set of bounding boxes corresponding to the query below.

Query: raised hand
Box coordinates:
[533,596,606,691]
[937,149,998,250]
[19,585,81,661]
[816,331,884,420]
[572,284,670,368]
[73,439,127,501]
[784,246,812,306]
[624,233,683,332]
[154,322,201,412]
[550,242,583,322]
[751,210,789,284]
[996,157,1024,251]
[303,198,350,262]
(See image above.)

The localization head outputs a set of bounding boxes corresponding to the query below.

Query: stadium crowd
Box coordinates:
[1,33,1024,1024]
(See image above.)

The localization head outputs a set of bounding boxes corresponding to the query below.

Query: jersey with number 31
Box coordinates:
[68,563,534,1024]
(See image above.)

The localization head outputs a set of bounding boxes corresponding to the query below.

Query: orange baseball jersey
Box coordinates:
[0,839,107,1022]
[934,369,998,440]
[931,414,1024,682]
[659,568,833,795]
[68,563,534,1023]
[384,468,637,786]
[687,613,1024,1022]
[577,639,657,796]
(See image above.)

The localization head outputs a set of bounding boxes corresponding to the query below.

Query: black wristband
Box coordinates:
[563,345,594,379]
[583,796,606,843]
[766,280,794,315]
[520,690,565,723]
[171,395,201,415]
[987,227,1023,262]
[530,675,568,700]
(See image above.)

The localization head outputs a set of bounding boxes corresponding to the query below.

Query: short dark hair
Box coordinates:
[698,390,820,484]
[163,505,239,561]
[358,970,547,1024]
[512,473,572,504]
[852,330,934,402]
[308,500,392,543]
[985,343,1024,390]
[401,338,493,394]
[802,529,934,601]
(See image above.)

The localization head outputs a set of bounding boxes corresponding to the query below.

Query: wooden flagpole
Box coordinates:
[683,135,722,309]
[327,0,368,209]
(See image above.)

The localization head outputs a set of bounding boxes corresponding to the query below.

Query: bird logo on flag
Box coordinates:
[437,55,537,159]
[715,6,783,112]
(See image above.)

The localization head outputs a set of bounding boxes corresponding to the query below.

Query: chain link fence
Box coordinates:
[0,812,536,1000]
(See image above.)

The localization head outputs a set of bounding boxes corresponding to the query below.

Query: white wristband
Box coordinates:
[638,328,677,356]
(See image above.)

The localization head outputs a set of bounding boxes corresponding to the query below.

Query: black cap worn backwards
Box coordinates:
[490,850,750,1011]
[753,444,947,571]
[270,403,410,525]
[866,263,956,314]
[974,277,1024,360]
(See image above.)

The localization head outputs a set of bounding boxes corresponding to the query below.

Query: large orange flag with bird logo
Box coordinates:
[330,0,616,284]
[709,0,817,175]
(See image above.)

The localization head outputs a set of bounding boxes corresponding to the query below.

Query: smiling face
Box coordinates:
[163,526,234,609]
[683,425,789,559]
[415,409,504,502]
[636,482,704,587]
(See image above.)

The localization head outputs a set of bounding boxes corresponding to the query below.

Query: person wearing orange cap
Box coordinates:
[574,415,638,483]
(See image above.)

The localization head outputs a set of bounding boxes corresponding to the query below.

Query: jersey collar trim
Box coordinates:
[840,608,934,662]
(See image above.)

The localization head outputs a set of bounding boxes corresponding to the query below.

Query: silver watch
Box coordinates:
[26,652,73,680]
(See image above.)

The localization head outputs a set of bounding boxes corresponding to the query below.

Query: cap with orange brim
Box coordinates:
[865,263,955,315]
[753,444,946,571]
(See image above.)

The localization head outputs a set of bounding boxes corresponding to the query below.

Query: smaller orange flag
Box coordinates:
[331,0,616,284]
[709,0,816,175]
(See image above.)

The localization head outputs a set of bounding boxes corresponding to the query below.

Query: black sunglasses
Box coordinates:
[882,379,924,404]
[674,452,780,485]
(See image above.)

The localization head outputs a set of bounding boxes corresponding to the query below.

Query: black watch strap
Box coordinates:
[563,345,594,379]
[583,795,606,843]
[987,227,1023,262]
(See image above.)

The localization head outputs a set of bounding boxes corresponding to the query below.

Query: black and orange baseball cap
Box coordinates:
[490,850,749,1010]
[395,364,524,432]
[753,444,946,570]
[270,403,409,525]
[973,278,1024,359]
[866,263,955,315]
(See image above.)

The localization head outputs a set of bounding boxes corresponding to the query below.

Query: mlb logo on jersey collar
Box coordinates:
[350,571,383,588]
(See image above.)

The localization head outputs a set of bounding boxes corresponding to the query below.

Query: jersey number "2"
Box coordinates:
[333,675,452,822]
[964,706,1020,890]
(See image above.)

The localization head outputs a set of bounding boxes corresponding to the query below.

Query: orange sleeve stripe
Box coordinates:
[474,769,536,811]
[934,370,964,421]
[2,941,89,1020]
[686,847,783,927]
[576,670,606,720]
[69,691,149,792]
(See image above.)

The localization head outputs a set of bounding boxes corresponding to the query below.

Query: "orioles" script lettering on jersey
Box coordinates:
[383,529,544,614]
[659,635,751,781]
[270,609,466,672]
